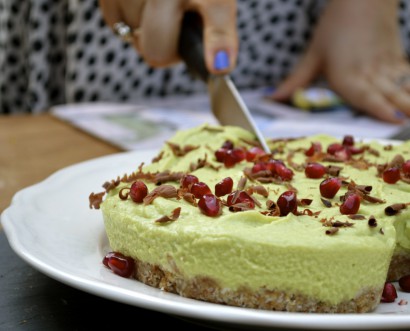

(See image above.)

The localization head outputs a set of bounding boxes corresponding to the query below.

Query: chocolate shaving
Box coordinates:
[332,220,354,228]
[154,171,184,185]
[229,190,241,205]
[266,199,277,210]
[298,198,313,206]
[383,145,393,151]
[240,137,262,147]
[321,198,332,208]
[380,228,384,235]
[152,151,164,163]
[247,185,269,198]
[190,154,220,172]
[143,185,178,205]
[229,202,254,212]
[388,154,404,168]
[362,195,385,204]
[322,219,354,228]
[166,141,199,157]
[368,215,377,227]
[355,185,372,194]
[401,177,410,184]
[325,227,339,235]
[326,165,343,177]
[348,214,366,220]
[385,203,407,216]
[182,192,197,205]
[286,151,304,171]
[89,192,105,209]
[237,177,247,191]
[250,195,262,208]
[103,177,121,192]
[155,207,181,224]
[299,209,321,217]
[367,148,380,157]
[118,187,130,200]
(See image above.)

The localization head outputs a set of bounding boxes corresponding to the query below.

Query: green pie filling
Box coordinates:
[102,124,410,305]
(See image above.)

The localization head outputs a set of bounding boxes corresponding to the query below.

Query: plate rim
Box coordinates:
[2,145,410,330]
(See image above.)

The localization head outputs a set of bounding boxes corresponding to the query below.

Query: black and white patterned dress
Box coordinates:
[0,0,409,114]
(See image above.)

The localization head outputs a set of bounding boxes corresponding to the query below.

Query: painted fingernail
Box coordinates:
[214,50,229,71]
[262,86,276,96]
[395,110,406,119]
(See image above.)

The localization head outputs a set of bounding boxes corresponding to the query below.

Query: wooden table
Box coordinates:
[0,114,213,330]
[0,113,121,215]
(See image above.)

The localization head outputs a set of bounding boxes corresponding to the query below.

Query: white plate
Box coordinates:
[2,150,410,330]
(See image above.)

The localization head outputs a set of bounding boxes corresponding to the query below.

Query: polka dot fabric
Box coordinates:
[1,0,410,113]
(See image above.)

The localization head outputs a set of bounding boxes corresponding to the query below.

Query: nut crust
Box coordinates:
[133,257,382,313]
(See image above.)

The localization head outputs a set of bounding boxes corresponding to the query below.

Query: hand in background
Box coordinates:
[99,0,238,75]
[271,0,410,123]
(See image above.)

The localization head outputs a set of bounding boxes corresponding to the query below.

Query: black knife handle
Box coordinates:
[178,12,209,82]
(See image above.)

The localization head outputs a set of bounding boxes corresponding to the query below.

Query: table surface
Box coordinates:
[0,113,220,331]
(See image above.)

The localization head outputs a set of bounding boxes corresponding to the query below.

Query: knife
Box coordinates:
[178,12,271,154]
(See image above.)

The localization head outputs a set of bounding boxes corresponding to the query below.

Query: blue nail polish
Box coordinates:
[262,86,276,96]
[395,110,406,119]
[214,50,229,71]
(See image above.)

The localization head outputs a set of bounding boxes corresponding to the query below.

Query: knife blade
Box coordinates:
[178,12,271,153]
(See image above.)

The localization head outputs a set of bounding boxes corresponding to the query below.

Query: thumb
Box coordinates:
[194,0,238,74]
[271,49,321,101]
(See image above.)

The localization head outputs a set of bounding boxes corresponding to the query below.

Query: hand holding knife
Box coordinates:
[178,12,271,154]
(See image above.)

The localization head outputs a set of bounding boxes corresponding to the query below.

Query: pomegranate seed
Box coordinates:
[224,148,246,168]
[383,167,401,184]
[347,146,365,155]
[305,162,326,179]
[252,162,267,173]
[305,142,322,156]
[104,252,135,278]
[402,160,410,176]
[274,163,294,181]
[319,177,341,199]
[268,159,284,172]
[277,190,297,216]
[334,148,351,161]
[226,191,255,209]
[327,143,344,155]
[215,148,228,162]
[399,275,410,292]
[246,146,265,161]
[215,177,233,197]
[180,174,199,190]
[191,182,212,199]
[339,193,361,215]
[102,251,116,267]
[342,135,354,146]
[221,140,234,150]
[129,181,148,203]
[198,194,221,217]
[381,282,398,303]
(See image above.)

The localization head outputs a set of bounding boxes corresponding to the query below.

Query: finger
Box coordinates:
[139,0,185,67]
[99,0,122,27]
[99,0,144,52]
[371,75,410,115]
[190,0,238,74]
[118,0,145,28]
[332,76,406,123]
[270,48,321,101]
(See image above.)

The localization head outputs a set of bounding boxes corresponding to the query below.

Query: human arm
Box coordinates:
[271,0,410,123]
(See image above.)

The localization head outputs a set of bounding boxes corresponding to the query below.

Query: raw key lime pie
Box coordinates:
[90,124,410,313]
